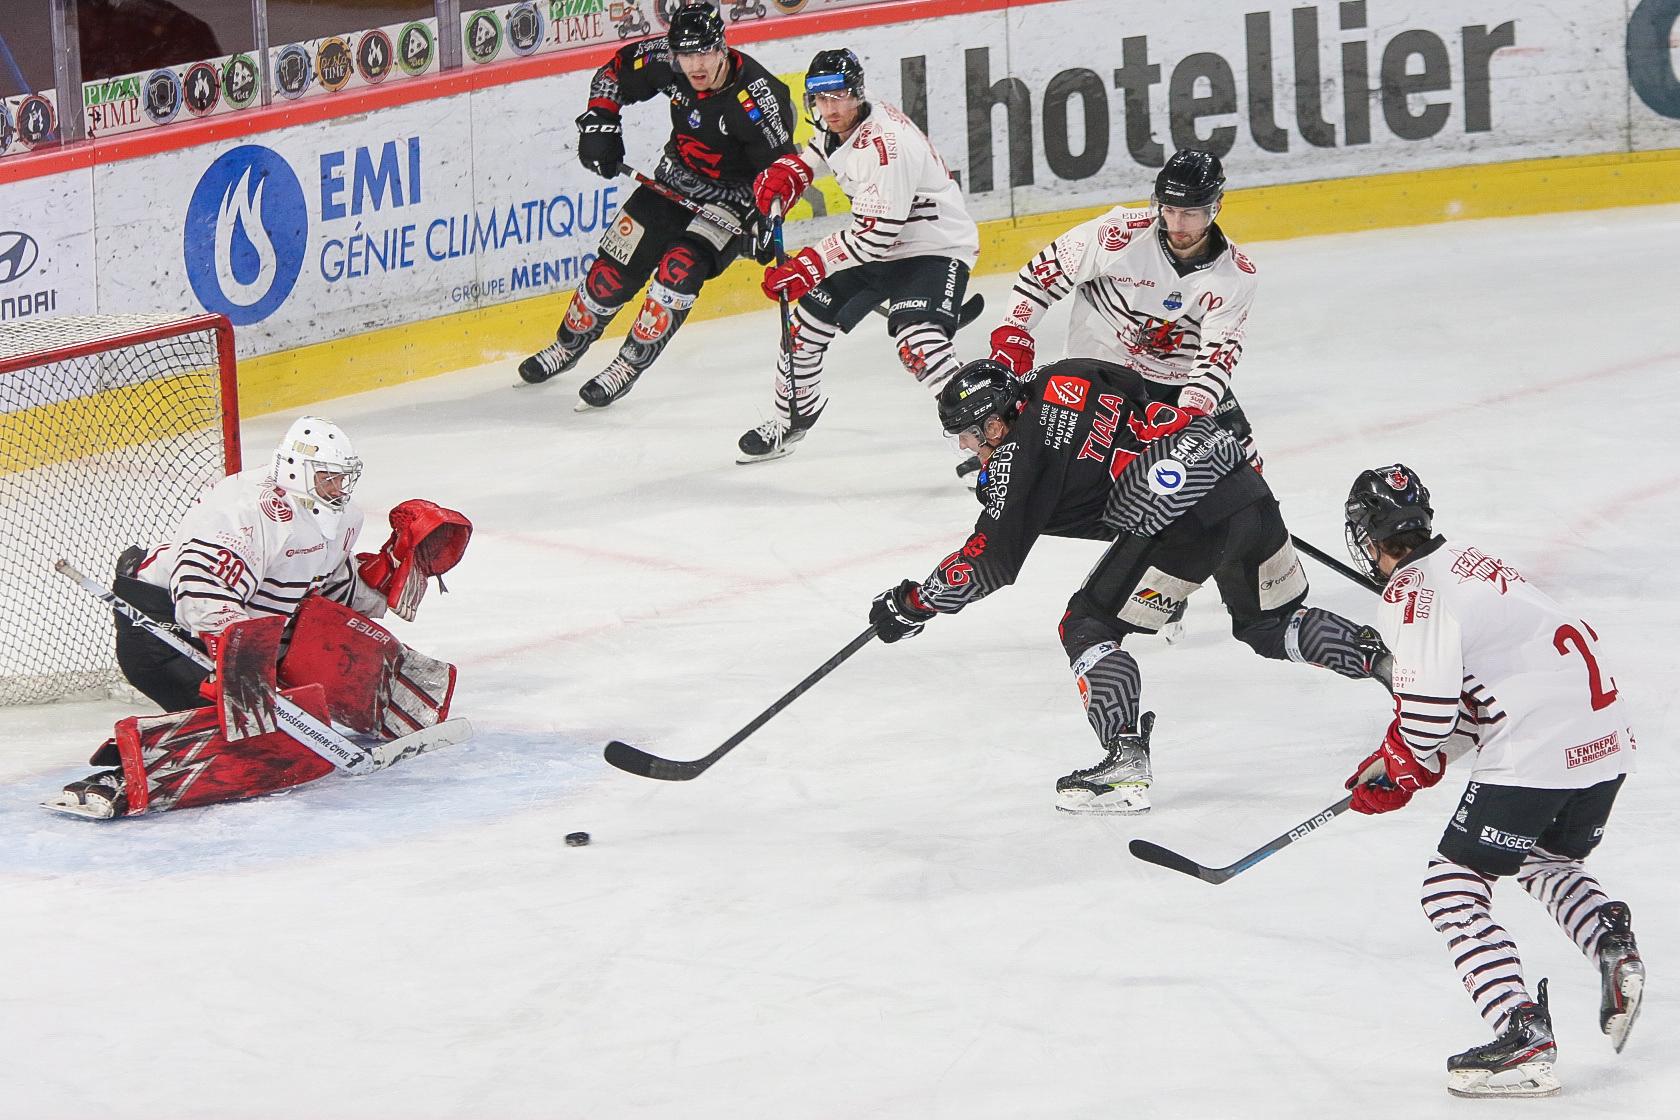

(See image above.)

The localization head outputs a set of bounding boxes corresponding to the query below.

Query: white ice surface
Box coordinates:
[3,205,1678,1119]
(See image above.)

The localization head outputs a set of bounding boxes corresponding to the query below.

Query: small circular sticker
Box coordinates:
[315,37,354,93]
[143,68,183,124]
[222,54,261,109]
[275,43,312,100]
[356,28,394,84]
[507,3,545,56]
[183,61,221,115]
[17,95,55,145]
[1147,459,1187,496]
[464,10,503,65]
[397,22,436,76]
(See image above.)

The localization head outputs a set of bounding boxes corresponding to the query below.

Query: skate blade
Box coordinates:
[573,397,609,412]
[1160,620,1186,644]
[1446,1063,1560,1098]
[40,795,119,821]
[736,444,798,465]
[1606,966,1645,1053]
[1055,785,1151,815]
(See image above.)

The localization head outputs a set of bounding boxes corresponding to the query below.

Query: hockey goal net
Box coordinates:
[0,313,240,705]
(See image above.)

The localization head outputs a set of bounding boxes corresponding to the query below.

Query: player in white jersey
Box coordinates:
[739,48,981,462]
[989,150,1263,466]
[1341,465,1643,1099]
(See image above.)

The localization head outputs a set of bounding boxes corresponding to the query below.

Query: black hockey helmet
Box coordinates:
[667,2,726,54]
[1345,463,1434,578]
[804,48,867,122]
[1154,149,1226,209]
[938,359,1027,436]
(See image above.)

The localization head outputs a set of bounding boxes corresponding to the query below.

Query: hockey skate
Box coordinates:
[42,769,128,820]
[575,359,642,410]
[736,405,823,464]
[1446,978,1560,1098]
[1160,600,1189,644]
[1596,901,1644,1053]
[518,337,584,384]
[1055,712,1154,814]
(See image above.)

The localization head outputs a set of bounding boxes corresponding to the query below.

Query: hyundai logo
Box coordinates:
[0,230,40,285]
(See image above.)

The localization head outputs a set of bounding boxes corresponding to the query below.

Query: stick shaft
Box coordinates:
[1291,534,1381,594]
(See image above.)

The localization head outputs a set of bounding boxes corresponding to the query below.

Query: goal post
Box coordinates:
[0,313,240,705]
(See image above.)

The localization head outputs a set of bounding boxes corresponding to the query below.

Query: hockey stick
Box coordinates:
[604,625,877,780]
[1128,794,1354,884]
[1291,534,1382,594]
[772,203,798,431]
[55,561,469,774]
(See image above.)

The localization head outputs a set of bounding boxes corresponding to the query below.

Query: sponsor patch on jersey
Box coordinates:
[1146,459,1187,496]
[1565,732,1620,769]
[1400,587,1434,624]
[688,109,702,128]
[1044,375,1089,411]
[1450,547,1523,593]
[982,446,1013,520]
[1232,248,1256,274]
[1098,224,1130,251]
[1382,566,1424,605]
[735,89,761,122]
[1162,290,1183,312]
[1478,825,1537,852]
[260,485,294,523]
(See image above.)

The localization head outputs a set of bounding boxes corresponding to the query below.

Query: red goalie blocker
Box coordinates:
[113,685,336,816]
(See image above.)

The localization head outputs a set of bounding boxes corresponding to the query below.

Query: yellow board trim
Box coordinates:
[238,148,1680,418]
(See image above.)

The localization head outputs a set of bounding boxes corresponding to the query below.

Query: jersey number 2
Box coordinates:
[1553,622,1618,710]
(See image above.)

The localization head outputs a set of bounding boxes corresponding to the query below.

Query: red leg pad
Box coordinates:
[114,684,334,815]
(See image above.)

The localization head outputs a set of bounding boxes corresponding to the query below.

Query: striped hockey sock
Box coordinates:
[1515,845,1611,960]
[1422,858,1530,1029]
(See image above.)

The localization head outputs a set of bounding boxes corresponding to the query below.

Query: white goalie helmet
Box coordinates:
[270,415,363,532]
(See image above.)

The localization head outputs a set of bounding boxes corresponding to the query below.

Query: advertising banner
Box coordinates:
[0,170,96,330]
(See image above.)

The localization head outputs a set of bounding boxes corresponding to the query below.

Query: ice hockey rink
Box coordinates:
[3,204,1677,1118]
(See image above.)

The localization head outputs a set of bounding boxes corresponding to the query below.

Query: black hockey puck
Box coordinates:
[564,831,591,847]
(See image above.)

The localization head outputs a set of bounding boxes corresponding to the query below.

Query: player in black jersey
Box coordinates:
[518,3,796,410]
[868,358,1388,813]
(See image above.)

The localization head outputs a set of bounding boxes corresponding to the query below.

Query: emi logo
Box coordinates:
[222,54,260,109]
[275,43,312,99]
[183,61,220,115]
[17,95,55,145]
[465,11,503,65]
[357,29,394,84]
[315,37,354,93]
[143,68,182,124]
[398,22,435,76]
[507,4,545,56]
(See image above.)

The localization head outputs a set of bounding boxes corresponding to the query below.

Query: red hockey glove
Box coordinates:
[753,155,814,217]
[357,499,473,621]
[869,579,936,643]
[988,325,1036,374]
[761,247,828,303]
[1345,719,1446,814]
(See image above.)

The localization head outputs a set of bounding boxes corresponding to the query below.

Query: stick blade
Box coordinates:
[603,740,706,782]
[1128,838,1226,884]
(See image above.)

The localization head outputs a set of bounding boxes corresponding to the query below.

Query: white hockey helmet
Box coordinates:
[271,416,363,527]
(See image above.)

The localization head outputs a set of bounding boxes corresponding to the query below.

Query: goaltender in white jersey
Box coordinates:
[988,150,1260,463]
[741,47,980,462]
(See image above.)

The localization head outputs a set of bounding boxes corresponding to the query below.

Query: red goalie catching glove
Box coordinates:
[1345,718,1447,814]
[357,499,472,621]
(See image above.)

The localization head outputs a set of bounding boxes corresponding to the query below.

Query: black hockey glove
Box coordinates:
[870,579,937,643]
[576,108,624,179]
[746,212,778,265]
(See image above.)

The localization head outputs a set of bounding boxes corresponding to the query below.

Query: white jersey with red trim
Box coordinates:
[1000,205,1258,414]
[1378,537,1634,790]
[133,470,386,637]
[798,98,978,272]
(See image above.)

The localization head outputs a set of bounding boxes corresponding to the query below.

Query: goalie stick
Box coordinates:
[1128,794,1355,885]
[604,626,876,780]
[55,560,469,774]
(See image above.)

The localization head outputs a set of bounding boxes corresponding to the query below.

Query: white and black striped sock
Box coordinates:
[892,322,959,390]
[773,307,834,423]
[1515,845,1611,961]
[1421,858,1529,1029]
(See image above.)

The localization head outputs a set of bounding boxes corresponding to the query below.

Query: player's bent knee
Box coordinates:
[1058,608,1131,661]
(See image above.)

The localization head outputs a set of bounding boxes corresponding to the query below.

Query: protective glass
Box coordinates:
[1151,197,1220,227]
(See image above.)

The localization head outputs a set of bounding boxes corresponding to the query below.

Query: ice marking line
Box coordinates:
[1277,349,1680,457]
